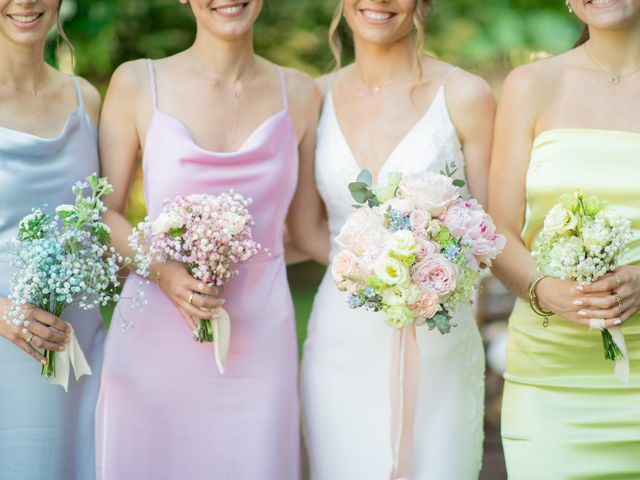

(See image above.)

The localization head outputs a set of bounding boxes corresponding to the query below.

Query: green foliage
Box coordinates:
[59,0,582,90]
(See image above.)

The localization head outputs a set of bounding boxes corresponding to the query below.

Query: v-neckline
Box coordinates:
[328,86,442,183]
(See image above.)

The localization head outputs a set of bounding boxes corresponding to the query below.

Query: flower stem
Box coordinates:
[41,349,56,378]
[601,329,623,361]
[195,319,214,343]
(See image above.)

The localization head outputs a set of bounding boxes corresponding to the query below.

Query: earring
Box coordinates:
[566,1,573,14]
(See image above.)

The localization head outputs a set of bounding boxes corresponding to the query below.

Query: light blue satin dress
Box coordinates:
[0,77,104,480]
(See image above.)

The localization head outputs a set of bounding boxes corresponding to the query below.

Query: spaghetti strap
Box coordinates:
[71,76,84,110]
[147,59,158,110]
[440,67,461,88]
[276,67,288,111]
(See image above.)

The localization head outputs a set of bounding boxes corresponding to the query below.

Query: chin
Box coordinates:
[578,0,640,30]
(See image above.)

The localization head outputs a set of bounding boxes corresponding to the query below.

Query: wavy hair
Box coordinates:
[329,0,432,79]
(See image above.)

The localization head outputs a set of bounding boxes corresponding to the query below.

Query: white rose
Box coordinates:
[389,230,419,258]
[382,285,409,306]
[543,205,578,235]
[374,255,409,286]
[152,211,184,235]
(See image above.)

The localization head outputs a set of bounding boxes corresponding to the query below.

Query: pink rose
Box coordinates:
[336,207,385,256]
[411,254,457,297]
[472,233,506,267]
[409,289,442,320]
[410,209,431,230]
[331,251,364,292]
[415,237,439,261]
[398,172,459,216]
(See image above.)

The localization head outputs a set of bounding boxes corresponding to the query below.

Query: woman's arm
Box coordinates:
[286,72,331,266]
[447,70,496,206]
[488,66,618,328]
[99,61,220,332]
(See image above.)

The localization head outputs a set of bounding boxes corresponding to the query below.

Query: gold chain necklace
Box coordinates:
[0,78,49,97]
[584,44,640,85]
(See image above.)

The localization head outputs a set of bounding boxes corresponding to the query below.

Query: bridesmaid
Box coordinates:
[0,1,103,479]
[291,0,496,478]
[490,1,640,478]
[95,1,320,479]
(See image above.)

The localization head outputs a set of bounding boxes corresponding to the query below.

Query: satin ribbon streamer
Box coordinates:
[52,324,92,392]
[389,325,421,480]
[589,319,630,385]
[212,307,231,374]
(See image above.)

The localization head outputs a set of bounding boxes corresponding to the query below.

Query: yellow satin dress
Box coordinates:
[501,129,640,479]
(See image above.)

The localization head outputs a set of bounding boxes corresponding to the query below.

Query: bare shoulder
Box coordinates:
[281,66,322,112]
[500,52,570,107]
[315,72,336,97]
[107,59,150,97]
[446,68,495,110]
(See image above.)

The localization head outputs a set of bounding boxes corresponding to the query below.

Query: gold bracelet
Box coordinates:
[528,274,554,328]
[155,269,161,283]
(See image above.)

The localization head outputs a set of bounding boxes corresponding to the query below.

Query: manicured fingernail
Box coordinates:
[219,299,225,305]
[573,300,583,306]
[613,319,622,326]
[41,359,47,365]
[211,313,220,319]
[578,310,587,317]
[576,286,584,292]
[65,337,71,344]
[58,346,65,352]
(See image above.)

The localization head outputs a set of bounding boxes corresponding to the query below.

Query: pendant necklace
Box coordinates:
[584,44,640,86]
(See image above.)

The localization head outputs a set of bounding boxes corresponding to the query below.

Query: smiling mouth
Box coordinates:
[213,2,249,16]
[586,0,619,7]
[360,9,396,22]
[7,12,44,24]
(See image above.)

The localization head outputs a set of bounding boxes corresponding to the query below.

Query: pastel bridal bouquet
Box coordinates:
[533,191,632,369]
[332,169,506,333]
[129,191,261,373]
[4,174,129,390]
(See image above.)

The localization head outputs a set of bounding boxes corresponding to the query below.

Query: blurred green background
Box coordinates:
[61,0,582,345]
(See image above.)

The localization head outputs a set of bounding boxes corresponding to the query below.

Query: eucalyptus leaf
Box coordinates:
[453,179,466,188]
[357,170,373,186]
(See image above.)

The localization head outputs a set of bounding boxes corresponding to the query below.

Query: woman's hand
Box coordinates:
[570,266,640,326]
[153,261,223,332]
[0,300,70,364]
[535,276,623,328]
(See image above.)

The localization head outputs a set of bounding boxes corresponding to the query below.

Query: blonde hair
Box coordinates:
[56,1,75,69]
[329,0,432,78]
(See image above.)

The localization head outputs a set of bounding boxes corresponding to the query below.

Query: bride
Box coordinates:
[288,0,496,478]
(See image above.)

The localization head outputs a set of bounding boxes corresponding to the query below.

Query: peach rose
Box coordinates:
[411,254,457,297]
[409,288,441,319]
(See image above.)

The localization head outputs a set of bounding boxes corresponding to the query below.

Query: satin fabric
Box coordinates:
[502,129,640,479]
[0,77,104,480]
[95,61,300,480]
[301,70,485,480]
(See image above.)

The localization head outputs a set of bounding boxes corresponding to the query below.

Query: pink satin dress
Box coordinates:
[95,60,300,480]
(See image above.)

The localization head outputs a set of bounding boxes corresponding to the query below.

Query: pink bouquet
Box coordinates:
[333,170,505,333]
[130,191,261,372]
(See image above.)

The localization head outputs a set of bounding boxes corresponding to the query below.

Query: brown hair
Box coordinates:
[574,25,590,47]
[329,0,432,78]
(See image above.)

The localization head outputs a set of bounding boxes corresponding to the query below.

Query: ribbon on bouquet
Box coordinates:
[589,320,630,385]
[52,323,92,392]
[212,307,231,374]
[389,324,421,480]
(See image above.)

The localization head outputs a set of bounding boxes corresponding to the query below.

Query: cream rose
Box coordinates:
[543,204,578,235]
[398,172,459,216]
[336,207,385,256]
[331,250,361,285]
[409,288,441,319]
[384,305,414,329]
[374,255,409,286]
[389,230,419,258]
[152,211,185,235]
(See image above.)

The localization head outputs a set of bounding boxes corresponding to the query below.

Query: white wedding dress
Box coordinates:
[300,70,485,480]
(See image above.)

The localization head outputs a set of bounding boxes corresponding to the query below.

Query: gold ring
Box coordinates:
[614,274,622,289]
[614,294,622,309]
[188,292,194,305]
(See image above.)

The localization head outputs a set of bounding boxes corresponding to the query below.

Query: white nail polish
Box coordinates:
[573,300,583,306]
